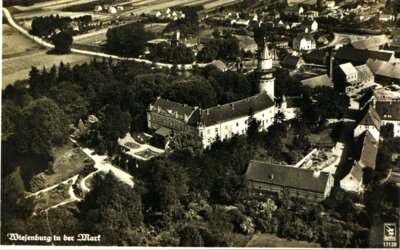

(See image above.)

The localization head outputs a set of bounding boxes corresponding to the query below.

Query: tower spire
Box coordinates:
[257,37,275,100]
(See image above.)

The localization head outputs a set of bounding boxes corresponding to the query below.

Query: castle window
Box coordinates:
[207,129,210,134]
[236,122,239,127]
[215,128,218,133]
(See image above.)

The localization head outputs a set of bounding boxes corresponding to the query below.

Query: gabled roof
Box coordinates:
[294,33,315,42]
[339,62,357,76]
[245,160,331,193]
[355,64,374,81]
[366,59,400,79]
[200,92,274,126]
[375,101,400,121]
[351,35,389,50]
[335,47,394,64]
[358,104,381,130]
[300,74,334,88]
[280,55,304,67]
[149,97,198,122]
[348,161,364,183]
[358,131,379,170]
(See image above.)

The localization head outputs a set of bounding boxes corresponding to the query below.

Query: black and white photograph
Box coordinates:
[1,0,399,248]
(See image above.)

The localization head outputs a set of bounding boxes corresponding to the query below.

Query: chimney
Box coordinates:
[206,109,209,115]
[231,103,235,110]
[157,106,161,113]
[270,174,274,180]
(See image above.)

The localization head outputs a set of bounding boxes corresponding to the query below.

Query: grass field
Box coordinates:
[246,233,321,248]
[2,24,94,88]
[2,24,40,58]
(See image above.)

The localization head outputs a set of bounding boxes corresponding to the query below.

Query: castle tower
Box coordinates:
[258,40,275,101]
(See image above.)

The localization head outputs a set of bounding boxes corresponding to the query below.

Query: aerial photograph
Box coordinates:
[1,0,399,248]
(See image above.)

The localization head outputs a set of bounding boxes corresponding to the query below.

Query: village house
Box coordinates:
[373,98,400,137]
[340,161,364,193]
[301,74,334,88]
[379,14,395,22]
[245,160,335,202]
[280,55,305,69]
[354,104,381,141]
[278,96,300,120]
[292,33,316,51]
[366,59,400,85]
[284,5,304,17]
[350,35,389,51]
[357,130,379,170]
[299,10,319,21]
[334,47,396,66]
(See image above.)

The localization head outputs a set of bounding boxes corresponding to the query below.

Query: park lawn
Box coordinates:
[29,140,92,191]
[246,233,321,248]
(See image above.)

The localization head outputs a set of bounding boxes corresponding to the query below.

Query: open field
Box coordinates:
[2,24,94,88]
[246,233,321,248]
[2,24,40,58]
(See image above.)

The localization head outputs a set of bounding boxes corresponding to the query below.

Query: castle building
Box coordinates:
[147,38,283,148]
[258,42,275,100]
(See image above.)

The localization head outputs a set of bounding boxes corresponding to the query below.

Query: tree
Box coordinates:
[78,172,143,246]
[106,23,153,57]
[179,226,204,246]
[141,157,188,217]
[169,130,203,155]
[52,31,73,54]
[14,98,69,156]
[97,104,131,142]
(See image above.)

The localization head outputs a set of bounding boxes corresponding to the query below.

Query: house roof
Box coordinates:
[200,92,274,126]
[212,60,227,71]
[280,55,303,67]
[375,101,400,121]
[348,161,364,183]
[339,62,358,76]
[245,160,331,193]
[300,74,334,88]
[335,47,394,64]
[295,33,315,42]
[303,50,326,64]
[150,97,198,122]
[366,59,400,79]
[358,104,381,130]
[355,64,374,81]
[351,35,389,50]
[358,131,378,169]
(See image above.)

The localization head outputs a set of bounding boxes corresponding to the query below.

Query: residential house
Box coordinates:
[147,10,162,18]
[318,35,329,45]
[354,104,381,141]
[292,33,316,51]
[235,19,250,27]
[340,161,364,193]
[245,160,334,202]
[374,100,400,137]
[280,55,305,69]
[366,59,400,85]
[108,6,117,14]
[279,96,300,120]
[211,60,228,72]
[336,62,358,85]
[301,74,334,88]
[94,5,103,12]
[357,130,379,170]
[284,5,304,16]
[350,35,389,51]
[334,47,396,66]
[379,14,395,22]
[300,10,319,21]
[355,64,374,85]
